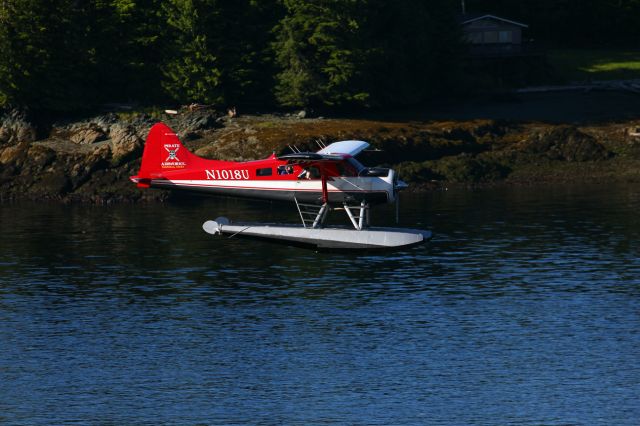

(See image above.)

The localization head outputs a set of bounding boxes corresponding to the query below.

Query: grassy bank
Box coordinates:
[548,49,640,82]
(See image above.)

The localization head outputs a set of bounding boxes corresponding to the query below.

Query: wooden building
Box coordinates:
[459,14,548,88]
[460,14,529,56]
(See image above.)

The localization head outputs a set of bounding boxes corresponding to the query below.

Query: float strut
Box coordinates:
[358,200,366,230]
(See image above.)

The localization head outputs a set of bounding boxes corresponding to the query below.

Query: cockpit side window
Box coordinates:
[298,166,321,179]
[337,162,357,177]
[308,166,320,179]
[347,157,365,175]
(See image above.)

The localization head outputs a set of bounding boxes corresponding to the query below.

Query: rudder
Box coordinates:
[136,122,195,183]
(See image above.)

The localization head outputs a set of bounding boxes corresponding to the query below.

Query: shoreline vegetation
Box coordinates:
[2,2,640,203]
[1,91,639,204]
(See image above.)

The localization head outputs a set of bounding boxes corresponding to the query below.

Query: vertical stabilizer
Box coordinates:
[132,123,196,186]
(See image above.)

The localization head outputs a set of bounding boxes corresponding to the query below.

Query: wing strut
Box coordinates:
[320,164,329,204]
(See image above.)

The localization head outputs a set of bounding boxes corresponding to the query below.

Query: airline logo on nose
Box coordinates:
[162,144,186,168]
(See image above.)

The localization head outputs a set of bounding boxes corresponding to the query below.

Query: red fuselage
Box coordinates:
[131,123,401,205]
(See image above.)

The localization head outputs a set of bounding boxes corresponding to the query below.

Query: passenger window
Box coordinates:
[256,168,272,176]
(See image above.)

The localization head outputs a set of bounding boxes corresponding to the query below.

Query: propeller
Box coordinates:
[391,170,408,225]
[392,170,400,224]
[395,191,400,224]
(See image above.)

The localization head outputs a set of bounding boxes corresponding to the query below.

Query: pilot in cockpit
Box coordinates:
[298,166,320,179]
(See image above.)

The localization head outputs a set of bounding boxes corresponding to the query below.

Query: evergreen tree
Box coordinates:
[162,0,224,104]
[0,1,14,107]
[162,0,279,106]
[273,0,369,107]
[0,0,168,110]
[363,0,462,105]
[273,0,462,108]
[211,0,281,107]
[101,0,167,103]
[0,0,95,110]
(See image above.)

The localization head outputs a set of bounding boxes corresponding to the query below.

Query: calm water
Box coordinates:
[1,184,639,425]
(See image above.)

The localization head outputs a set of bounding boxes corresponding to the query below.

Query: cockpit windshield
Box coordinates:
[346,157,365,175]
[335,158,365,177]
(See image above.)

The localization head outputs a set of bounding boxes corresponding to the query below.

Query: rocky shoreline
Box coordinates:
[1,105,640,203]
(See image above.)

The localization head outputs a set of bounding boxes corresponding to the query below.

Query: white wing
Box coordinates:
[317,140,369,156]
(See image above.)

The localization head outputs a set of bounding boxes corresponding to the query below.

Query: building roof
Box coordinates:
[460,14,528,28]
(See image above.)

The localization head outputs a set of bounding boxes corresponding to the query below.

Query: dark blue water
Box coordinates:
[1,184,639,425]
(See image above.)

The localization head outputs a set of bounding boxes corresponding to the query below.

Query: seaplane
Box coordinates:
[131,122,432,249]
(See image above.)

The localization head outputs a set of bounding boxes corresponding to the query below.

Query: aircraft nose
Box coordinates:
[389,170,407,203]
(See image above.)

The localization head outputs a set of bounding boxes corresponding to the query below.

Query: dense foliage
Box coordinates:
[0,0,462,111]
[0,0,637,112]
[273,0,461,107]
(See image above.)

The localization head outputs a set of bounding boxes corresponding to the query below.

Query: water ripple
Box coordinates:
[1,184,639,425]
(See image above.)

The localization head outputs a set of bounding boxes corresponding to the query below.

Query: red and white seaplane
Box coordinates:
[131,122,431,249]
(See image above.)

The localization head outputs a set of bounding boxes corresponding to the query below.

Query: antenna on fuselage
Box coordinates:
[315,138,327,150]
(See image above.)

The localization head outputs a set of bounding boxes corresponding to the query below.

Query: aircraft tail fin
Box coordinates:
[132,123,197,187]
